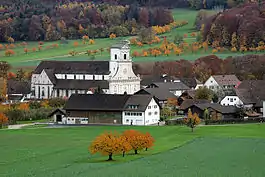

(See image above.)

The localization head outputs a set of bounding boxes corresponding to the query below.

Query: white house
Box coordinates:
[220,96,244,106]
[204,75,240,92]
[52,94,161,126]
[122,95,160,125]
[31,40,141,99]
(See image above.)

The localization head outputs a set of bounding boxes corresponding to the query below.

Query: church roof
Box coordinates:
[54,80,109,90]
[33,61,110,75]
[7,80,31,95]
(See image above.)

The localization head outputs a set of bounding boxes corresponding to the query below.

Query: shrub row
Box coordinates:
[4,108,53,125]
[166,117,265,126]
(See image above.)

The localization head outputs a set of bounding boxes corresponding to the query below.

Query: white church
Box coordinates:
[31,40,141,99]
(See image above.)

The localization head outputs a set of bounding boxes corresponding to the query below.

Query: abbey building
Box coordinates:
[31,40,141,99]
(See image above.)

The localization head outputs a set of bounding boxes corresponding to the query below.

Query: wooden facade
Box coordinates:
[67,110,122,124]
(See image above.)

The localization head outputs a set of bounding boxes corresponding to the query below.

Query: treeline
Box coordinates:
[134,54,265,82]
[0,1,173,42]
[199,2,265,48]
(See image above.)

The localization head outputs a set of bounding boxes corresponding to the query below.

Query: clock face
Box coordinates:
[123,68,127,74]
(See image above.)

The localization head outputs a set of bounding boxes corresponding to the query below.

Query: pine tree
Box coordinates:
[231,32,238,49]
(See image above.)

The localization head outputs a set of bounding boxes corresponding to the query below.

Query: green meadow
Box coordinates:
[1,124,265,176]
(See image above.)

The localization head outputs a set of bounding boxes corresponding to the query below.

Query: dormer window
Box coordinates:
[127,105,139,109]
[115,54,117,60]
[124,54,126,60]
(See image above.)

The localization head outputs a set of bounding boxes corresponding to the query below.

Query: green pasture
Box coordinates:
[1,124,265,176]
[1,9,264,68]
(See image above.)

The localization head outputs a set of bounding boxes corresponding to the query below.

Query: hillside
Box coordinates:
[0,1,173,42]
[202,2,265,48]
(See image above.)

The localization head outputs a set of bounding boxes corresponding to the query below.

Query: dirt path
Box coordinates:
[8,123,34,129]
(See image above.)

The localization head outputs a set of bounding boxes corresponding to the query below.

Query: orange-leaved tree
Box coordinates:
[109,33,116,39]
[143,132,155,151]
[183,109,201,132]
[123,130,146,154]
[89,132,122,161]
[0,112,8,128]
[118,134,132,157]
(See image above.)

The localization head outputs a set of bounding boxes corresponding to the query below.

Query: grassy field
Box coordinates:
[1,124,265,176]
[1,9,264,69]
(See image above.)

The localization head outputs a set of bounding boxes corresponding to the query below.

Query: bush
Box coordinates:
[29,101,42,109]
[48,98,66,108]
[5,108,53,124]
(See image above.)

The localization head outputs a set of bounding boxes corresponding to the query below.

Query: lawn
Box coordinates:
[1,124,265,176]
[1,8,264,69]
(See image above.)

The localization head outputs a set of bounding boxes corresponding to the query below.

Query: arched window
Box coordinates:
[115,54,117,60]
[38,86,40,98]
[124,54,126,59]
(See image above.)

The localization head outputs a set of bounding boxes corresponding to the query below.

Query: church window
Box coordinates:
[103,75,104,80]
[74,75,76,79]
[38,86,40,98]
[42,87,45,97]
[48,87,50,98]
[83,75,85,80]
[66,90,69,97]
[124,54,126,59]
[93,75,95,80]
[115,54,117,60]
[57,89,59,97]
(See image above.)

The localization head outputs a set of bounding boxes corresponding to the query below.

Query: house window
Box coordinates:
[227,98,229,100]
[230,98,233,102]
[234,98,236,101]
[139,113,142,116]
[148,112,152,116]
[126,119,129,123]
[124,54,126,59]
[115,54,117,59]
[57,89,59,97]
[148,106,151,109]
[154,105,157,108]
[154,111,158,115]
[66,90,69,97]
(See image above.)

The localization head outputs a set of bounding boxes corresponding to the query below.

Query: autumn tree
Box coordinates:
[7,37,14,44]
[184,109,201,132]
[16,69,26,81]
[109,33,116,39]
[231,32,238,49]
[0,112,8,128]
[24,48,29,54]
[123,130,146,154]
[89,132,122,161]
[143,132,155,151]
[89,39,95,45]
[118,134,132,157]
[5,49,15,56]
[195,87,213,101]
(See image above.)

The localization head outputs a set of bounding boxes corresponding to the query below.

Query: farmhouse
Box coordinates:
[57,94,160,125]
[146,81,190,97]
[7,80,31,103]
[182,102,237,120]
[134,88,177,107]
[31,40,141,99]
[204,75,240,92]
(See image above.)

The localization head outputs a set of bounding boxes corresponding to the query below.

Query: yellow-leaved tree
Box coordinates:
[184,109,201,132]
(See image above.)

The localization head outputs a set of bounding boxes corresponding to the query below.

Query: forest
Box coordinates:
[0,0,254,42]
[200,2,265,48]
[0,1,173,42]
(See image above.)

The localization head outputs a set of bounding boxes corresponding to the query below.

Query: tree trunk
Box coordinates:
[123,151,125,157]
[191,127,194,132]
[108,153,113,161]
[145,147,148,151]
[135,150,138,154]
